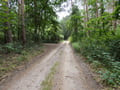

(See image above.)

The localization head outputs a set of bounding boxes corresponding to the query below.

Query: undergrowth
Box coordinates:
[0,42,43,79]
[71,31,120,89]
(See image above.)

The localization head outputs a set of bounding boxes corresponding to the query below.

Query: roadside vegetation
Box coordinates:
[0,43,43,81]
[60,0,120,89]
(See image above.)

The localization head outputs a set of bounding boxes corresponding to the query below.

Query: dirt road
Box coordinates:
[0,41,100,90]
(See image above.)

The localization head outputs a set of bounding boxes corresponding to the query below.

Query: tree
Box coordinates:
[4,0,13,43]
[70,5,83,41]
[18,0,26,44]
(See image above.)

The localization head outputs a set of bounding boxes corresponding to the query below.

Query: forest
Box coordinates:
[0,0,120,89]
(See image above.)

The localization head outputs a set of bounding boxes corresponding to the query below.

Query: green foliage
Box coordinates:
[0,42,23,53]
[113,5,120,19]
[43,20,63,43]
[72,42,80,52]
[109,38,120,61]
[71,33,120,87]
[99,70,120,87]
[2,43,15,53]
[25,0,64,42]
[60,16,72,40]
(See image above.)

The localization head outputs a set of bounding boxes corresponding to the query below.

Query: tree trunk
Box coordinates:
[4,0,13,43]
[95,0,99,31]
[96,0,98,18]
[113,0,117,32]
[18,0,26,44]
[84,0,89,37]
[21,0,26,44]
[84,0,89,22]
[100,0,105,35]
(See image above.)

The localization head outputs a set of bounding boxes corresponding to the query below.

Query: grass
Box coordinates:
[0,43,43,80]
[41,62,59,90]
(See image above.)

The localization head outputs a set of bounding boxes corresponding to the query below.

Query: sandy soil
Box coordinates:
[0,41,101,90]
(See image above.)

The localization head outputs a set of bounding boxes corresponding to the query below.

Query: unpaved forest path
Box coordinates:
[0,41,101,90]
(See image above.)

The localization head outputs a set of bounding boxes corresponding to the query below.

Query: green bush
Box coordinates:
[2,43,15,53]
[71,33,120,87]
[109,39,120,61]
[100,70,120,87]
[72,42,80,52]
[0,42,23,54]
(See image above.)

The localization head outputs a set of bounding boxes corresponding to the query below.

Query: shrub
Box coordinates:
[0,42,23,54]
[71,33,120,87]
[2,43,15,53]
[72,42,80,52]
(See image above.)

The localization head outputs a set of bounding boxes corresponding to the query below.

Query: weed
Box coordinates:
[41,62,59,90]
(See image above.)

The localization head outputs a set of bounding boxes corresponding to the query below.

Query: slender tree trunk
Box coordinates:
[84,0,89,37]
[100,0,105,35]
[4,0,13,43]
[84,0,89,22]
[18,0,26,44]
[4,22,13,43]
[21,0,26,44]
[18,0,21,41]
[113,0,117,32]
[96,0,98,18]
[94,0,99,34]
[83,1,86,32]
